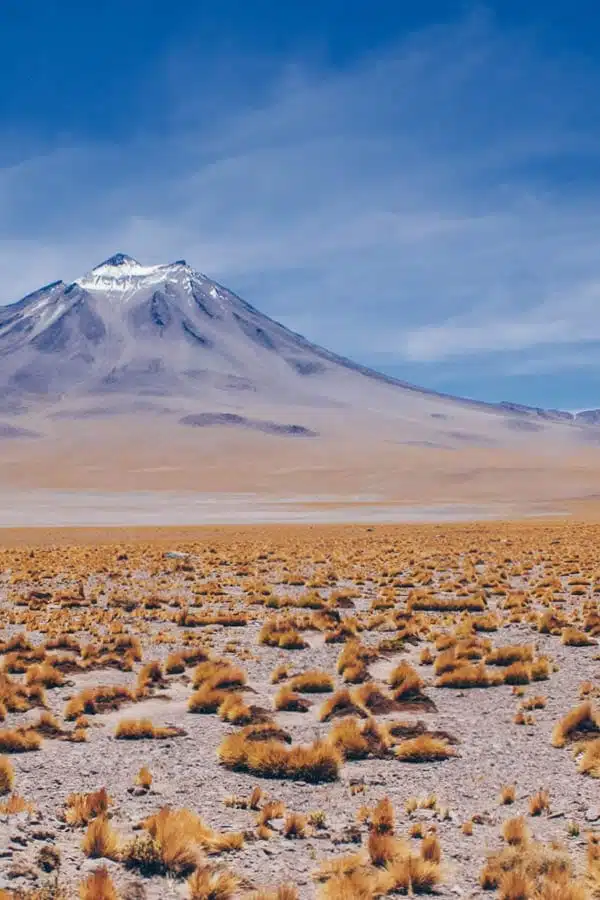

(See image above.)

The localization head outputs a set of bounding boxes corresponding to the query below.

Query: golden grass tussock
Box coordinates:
[433,648,458,676]
[421,833,442,864]
[574,737,600,777]
[64,787,112,826]
[193,660,247,691]
[135,766,153,790]
[388,662,428,702]
[502,816,531,846]
[115,717,185,739]
[371,797,395,834]
[521,695,547,710]
[124,810,203,876]
[187,866,241,900]
[31,709,66,737]
[561,627,596,646]
[274,685,311,712]
[318,689,368,722]
[259,618,308,650]
[0,792,35,815]
[530,656,552,681]
[500,784,516,805]
[328,716,390,760]
[376,853,442,894]
[317,870,376,900]
[435,662,500,689]
[486,644,534,666]
[481,836,581,897]
[394,735,457,762]
[270,663,290,684]
[337,641,376,676]
[218,731,341,782]
[408,592,486,613]
[503,662,532,685]
[351,682,396,715]
[218,693,256,725]
[24,661,66,688]
[79,866,120,900]
[528,790,550,816]
[551,701,600,747]
[283,812,308,838]
[0,756,14,795]
[289,670,334,693]
[64,685,134,720]
[82,815,121,859]
[188,684,229,714]
[247,885,299,900]
[140,807,243,858]
[328,718,369,760]
[0,728,42,753]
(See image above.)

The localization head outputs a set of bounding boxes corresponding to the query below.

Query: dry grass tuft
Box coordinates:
[0,728,42,753]
[551,702,600,747]
[289,670,334,693]
[115,718,185,739]
[528,790,550,816]
[283,812,308,838]
[435,663,499,689]
[388,663,426,701]
[0,756,14,795]
[135,766,153,790]
[218,732,341,782]
[395,735,457,762]
[81,816,120,859]
[187,866,240,899]
[500,784,517,805]
[574,737,600,777]
[319,689,368,722]
[79,866,119,900]
[502,817,530,846]
[561,627,596,647]
[274,685,311,712]
[64,788,112,826]
[371,797,395,834]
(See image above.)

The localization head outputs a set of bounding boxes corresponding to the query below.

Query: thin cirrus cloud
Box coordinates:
[1,13,600,397]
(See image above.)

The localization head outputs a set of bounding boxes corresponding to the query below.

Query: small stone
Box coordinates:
[9,835,28,846]
[585,807,600,822]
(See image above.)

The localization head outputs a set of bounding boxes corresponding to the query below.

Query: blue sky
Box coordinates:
[2,1,600,408]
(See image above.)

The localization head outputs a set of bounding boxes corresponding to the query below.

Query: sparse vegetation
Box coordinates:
[0,521,598,895]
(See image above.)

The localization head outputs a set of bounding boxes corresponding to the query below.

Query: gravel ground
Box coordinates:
[0,521,597,899]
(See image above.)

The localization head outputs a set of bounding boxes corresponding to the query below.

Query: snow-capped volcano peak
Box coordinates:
[77,254,193,296]
[0,253,595,452]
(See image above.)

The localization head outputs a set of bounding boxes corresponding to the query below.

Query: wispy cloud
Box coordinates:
[1,11,600,393]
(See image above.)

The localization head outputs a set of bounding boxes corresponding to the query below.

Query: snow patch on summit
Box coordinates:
[75,254,198,300]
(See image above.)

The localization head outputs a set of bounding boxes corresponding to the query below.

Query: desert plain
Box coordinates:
[0,521,596,899]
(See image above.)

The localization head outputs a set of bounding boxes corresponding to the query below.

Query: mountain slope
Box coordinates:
[0,253,595,453]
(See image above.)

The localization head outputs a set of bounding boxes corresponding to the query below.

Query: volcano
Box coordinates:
[0,253,598,508]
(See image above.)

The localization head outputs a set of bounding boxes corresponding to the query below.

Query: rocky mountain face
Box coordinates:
[0,253,596,447]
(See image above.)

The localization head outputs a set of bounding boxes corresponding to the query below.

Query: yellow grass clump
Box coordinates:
[79,866,120,900]
[0,756,14,795]
[115,718,185,739]
[82,815,121,859]
[218,731,341,782]
[394,735,457,763]
[551,702,600,748]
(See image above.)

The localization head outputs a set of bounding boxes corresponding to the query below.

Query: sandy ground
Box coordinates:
[2,419,600,527]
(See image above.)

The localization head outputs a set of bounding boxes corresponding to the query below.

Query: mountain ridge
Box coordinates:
[0,252,596,450]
